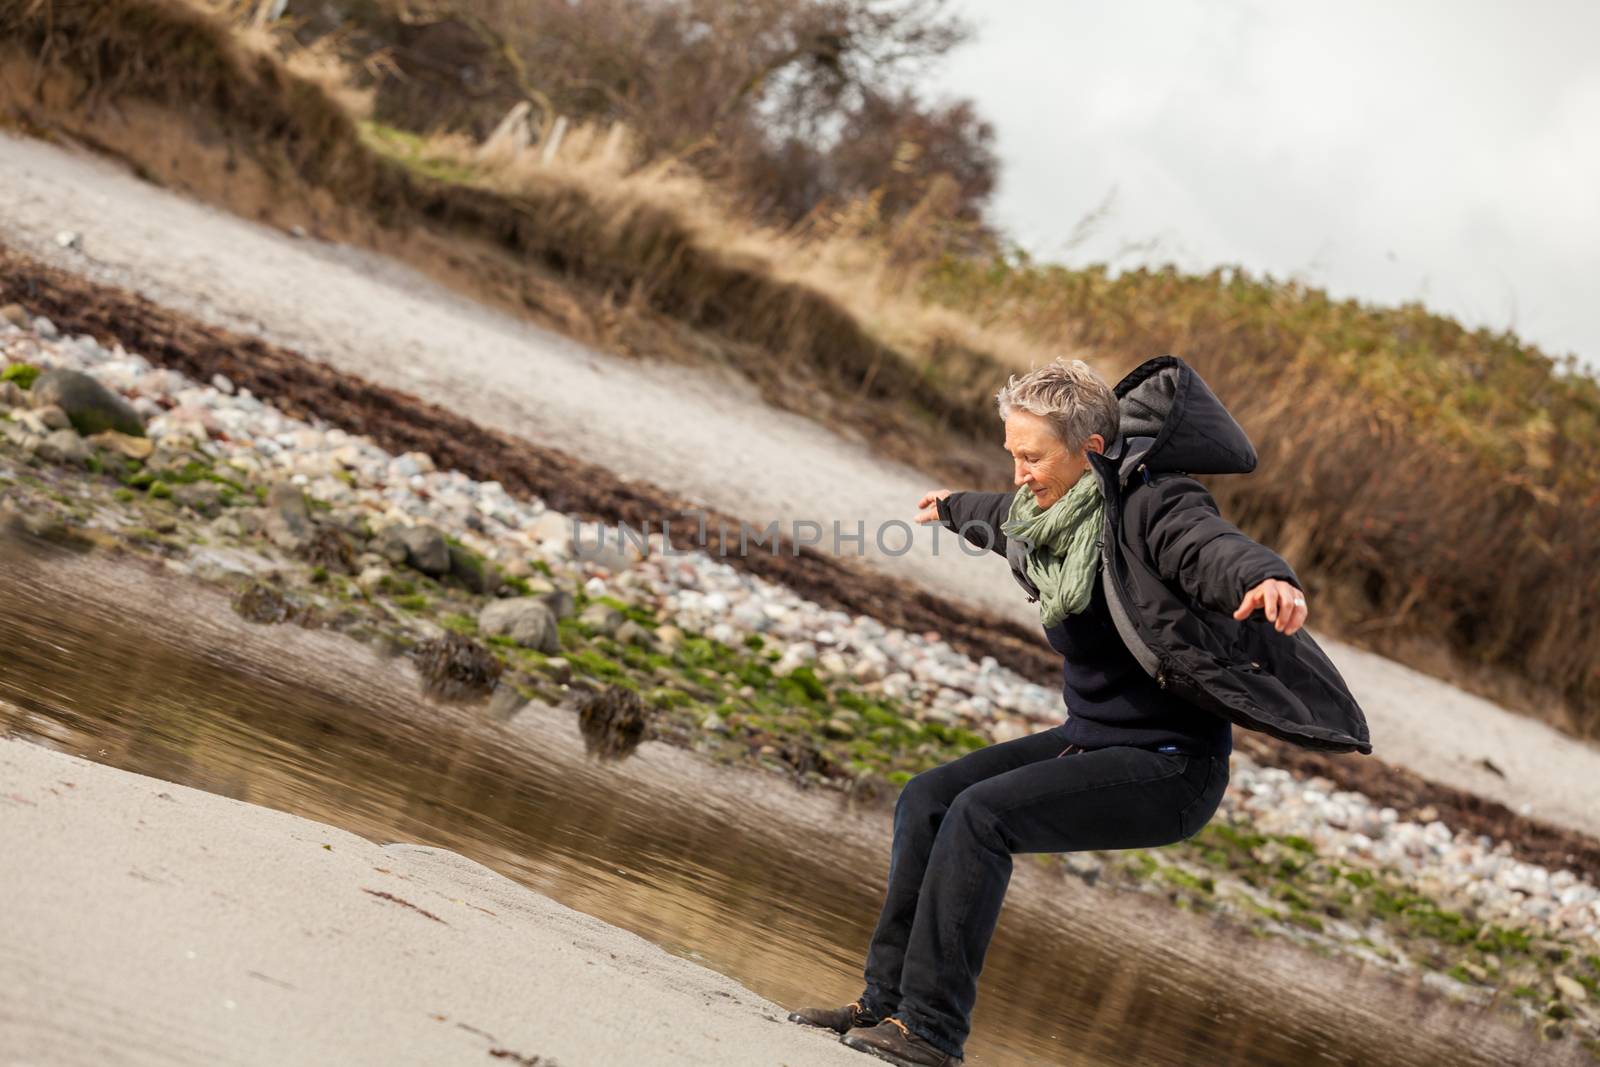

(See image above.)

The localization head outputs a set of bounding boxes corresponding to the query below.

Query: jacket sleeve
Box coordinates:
[935,490,1017,558]
[1133,475,1301,615]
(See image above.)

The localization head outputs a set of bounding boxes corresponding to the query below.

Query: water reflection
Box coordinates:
[0,555,1550,1066]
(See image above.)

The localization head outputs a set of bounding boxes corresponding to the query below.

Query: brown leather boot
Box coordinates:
[840,1016,963,1066]
[786,998,883,1034]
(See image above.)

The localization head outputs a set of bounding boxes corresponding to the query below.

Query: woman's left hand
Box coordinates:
[1233,579,1308,635]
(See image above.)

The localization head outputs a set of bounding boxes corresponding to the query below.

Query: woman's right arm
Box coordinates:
[917,489,1017,557]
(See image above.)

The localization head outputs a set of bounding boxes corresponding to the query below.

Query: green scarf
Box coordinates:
[1001,469,1106,627]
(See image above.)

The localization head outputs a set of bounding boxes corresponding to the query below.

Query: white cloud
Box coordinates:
[929,0,1600,371]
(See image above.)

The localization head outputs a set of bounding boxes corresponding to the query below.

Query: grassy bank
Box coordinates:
[0,0,1597,738]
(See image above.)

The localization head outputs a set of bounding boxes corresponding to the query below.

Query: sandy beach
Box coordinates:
[0,737,871,1067]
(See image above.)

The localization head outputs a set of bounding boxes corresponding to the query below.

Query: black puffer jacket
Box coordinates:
[937,355,1372,754]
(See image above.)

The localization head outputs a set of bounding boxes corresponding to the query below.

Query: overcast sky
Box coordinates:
[927,0,1600,374]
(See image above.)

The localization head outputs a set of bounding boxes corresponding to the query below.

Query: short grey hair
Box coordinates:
[995,359,1121,451]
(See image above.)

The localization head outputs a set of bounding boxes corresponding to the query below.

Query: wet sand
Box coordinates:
[0,738,877,1067]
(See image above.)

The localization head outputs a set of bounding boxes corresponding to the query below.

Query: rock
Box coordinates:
[573,523,645,572]
[232,582,299,625]
[1554,974,1588,1001]
[188,546,259,582]
[991,717,1030,744]
[539,588,576,621]
[0,303,28,329]
[234,507,266,536]
[486,681,528,722]
[822,717,856,739]
[11,409,52,436]
[579,601,625,636]
[477,598,561,653]
[301,526,356,574]
[851,659,889,684]
[543,657,573,684]
[447,542,499,594]
[173,481,226,518]
[520,574,557,596]
[88,429,154,460]
[54,229,81,251]
[399,525,450,576]
[0,381,24,408]
[653,624,685,654]
[818,650,849,676]
[356,565,391,595]
[34,316,57,338]
[2,421,39,452]
[412,632,502,702]
[324,508,372,540]
[615,620,656,649]
[529,511,574,557]
[575,685,650,759]
[36,428,90,467]
[881,672,915,701]
[773,642,818,676]
[30,368,144,437]
[401,450,435,474]
[1062,853,1103,886]
[373,525,410,565]
[263,484,314,552]
[207,512,247,539]
[35,404,71,431]
[0,503,93,551]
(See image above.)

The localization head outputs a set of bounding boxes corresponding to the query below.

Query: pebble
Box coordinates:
[6,319,1598,950]
[1555,974,1589,1001]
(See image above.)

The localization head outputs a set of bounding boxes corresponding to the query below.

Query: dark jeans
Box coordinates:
[857,723,1229,1059]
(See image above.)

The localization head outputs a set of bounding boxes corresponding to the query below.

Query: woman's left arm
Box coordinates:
[1133,475,1307,632]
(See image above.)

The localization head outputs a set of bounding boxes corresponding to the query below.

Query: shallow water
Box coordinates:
[0,552,1550,1066]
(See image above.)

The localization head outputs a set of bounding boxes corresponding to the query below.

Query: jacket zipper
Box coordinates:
[1096,511,1167,685]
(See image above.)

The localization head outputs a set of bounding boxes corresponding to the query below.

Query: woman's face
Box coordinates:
[1004,410,1104,510]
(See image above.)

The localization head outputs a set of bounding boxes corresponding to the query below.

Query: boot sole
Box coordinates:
[786,1011,850,1034]
[839,1031,958,1067]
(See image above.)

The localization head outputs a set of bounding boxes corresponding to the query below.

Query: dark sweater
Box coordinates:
[1043,563,1233,756]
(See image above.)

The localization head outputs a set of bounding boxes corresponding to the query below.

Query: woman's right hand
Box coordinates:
[915,489,953,525]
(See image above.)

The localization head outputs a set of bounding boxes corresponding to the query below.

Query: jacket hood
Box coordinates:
[1102,355,1258,486]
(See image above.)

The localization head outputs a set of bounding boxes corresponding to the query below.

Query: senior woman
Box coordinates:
[790,356,1370,1066]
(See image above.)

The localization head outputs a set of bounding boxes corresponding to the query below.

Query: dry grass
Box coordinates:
[381,114,1064,378]
[2,0,1598,735]
[924,258,1600,733]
